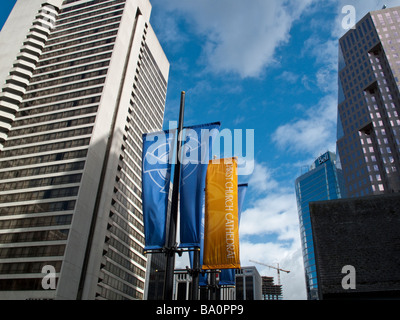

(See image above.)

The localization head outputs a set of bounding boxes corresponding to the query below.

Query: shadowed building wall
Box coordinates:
[310,193,400,300]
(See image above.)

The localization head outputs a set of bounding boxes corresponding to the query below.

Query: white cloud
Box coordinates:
[152,0,316,78]
[239,202,307,300]
[247,162,279,194]
[277,71,300,84]
[233,116,245,125]
[274,29,339,155]
[271,94,338,156]
[314,40,339,92]
[237,161,307,299]
[241,161,301,243]
[240,242,306,300]
[301,34,339,93]
[240,192,299,241]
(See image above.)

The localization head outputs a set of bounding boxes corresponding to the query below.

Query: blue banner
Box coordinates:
[237,183,248,223]
[219,184,248,286]
[219,269,235,286]
[142,130,174,251]
[179,122,221,249]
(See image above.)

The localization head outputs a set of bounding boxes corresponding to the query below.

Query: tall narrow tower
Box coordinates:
[0,0,169,300]
[295,151,346,300]
[337,6,400,197]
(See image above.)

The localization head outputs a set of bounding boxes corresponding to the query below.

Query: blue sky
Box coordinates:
[2,0,400,300]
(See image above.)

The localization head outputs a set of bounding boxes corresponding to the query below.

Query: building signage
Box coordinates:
[317,152,330,166]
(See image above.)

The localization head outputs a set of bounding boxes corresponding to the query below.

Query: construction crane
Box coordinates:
[250,260,290,285]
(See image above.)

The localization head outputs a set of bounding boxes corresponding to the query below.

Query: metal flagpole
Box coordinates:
[163,91,186,300]
[191,248,200,300]
[210,272,217,300]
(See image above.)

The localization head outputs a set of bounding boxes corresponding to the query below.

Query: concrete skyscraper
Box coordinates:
[337,6,400,197]
[0,0,169,300]
[295,151,346,300]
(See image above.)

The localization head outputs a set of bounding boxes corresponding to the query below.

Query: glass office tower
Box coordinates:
[337,6,400,197]
[295,151,346,300]
[0,0,169,300]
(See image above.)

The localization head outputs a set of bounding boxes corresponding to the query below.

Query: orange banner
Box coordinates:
[202,158,240,270]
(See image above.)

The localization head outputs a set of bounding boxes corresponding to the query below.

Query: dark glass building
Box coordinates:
[295,151,346,300]
[337,6,400,197]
